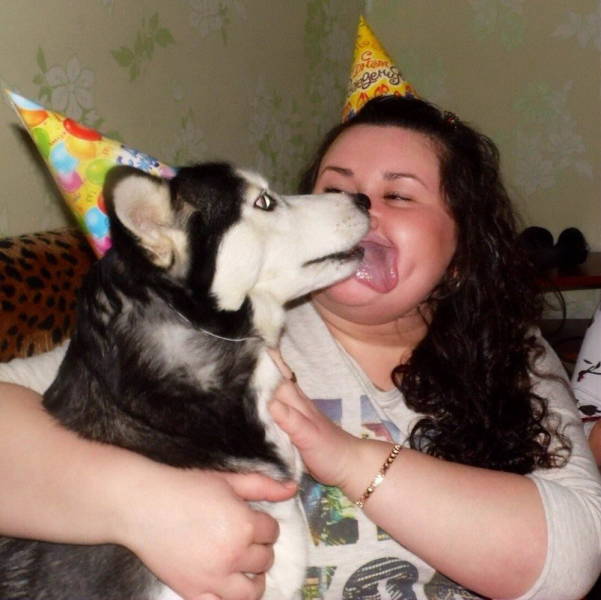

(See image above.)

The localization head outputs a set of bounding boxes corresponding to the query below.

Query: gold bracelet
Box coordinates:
[354,443,402,509]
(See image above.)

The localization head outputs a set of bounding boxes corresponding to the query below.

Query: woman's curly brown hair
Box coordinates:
[299,95,570,474]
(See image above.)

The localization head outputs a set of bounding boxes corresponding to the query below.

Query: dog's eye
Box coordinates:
[254,192,276,211]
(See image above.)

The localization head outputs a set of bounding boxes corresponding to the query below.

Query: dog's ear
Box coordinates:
[106,167,187,270]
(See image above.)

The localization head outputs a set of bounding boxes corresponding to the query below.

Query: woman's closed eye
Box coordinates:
[324,186,347,194]
[384,193,413,202]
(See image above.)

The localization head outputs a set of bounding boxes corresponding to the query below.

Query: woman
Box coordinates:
[1,96,600,599]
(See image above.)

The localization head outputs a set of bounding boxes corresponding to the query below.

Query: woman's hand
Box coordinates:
[588,419,601,467]
[269,379,363,489]
[116,465,297,600]
[0,383,297,600]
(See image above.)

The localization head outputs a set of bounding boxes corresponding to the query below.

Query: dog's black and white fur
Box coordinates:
[0,162,370,600]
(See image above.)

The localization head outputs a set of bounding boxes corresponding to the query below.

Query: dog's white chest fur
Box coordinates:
[253,351,303,479]
[250,352,307,598]
[153,351,306,600]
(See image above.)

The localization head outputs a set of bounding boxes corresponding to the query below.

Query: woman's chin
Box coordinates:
[314,274,392,306]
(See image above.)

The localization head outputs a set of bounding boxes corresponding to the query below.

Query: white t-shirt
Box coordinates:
[1,300,601,599]
[281,300,601,599]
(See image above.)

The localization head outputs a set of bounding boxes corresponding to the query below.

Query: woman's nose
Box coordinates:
[369,212,379,230]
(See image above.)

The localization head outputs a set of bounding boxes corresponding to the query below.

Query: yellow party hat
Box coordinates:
[342,16,417,121]
[4,90,176,257]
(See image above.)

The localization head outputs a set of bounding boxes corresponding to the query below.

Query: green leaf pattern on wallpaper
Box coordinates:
[248,82,307,193]
[468,0,526,49]
[111,13,175,82]
[100,0,114,14]
[304,0,353,117]
[32,49,120,139]
[248,0,357,193]
[165,109,208,166]
[553,8,601,49]
[34,51,95,124]
[363,0,450,104]
[185,0,246,44]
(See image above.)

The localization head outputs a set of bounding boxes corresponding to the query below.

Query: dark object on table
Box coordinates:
[518,226,589,273]
[518,226,556,271]
[555,227,589,269]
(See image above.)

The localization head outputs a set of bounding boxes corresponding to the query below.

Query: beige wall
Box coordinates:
[1,1,599,315]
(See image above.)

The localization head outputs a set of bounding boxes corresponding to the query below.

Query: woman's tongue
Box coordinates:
[354,241,398,293]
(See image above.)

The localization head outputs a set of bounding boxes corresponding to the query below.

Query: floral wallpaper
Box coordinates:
[0,0,361,236]
[1,0,599,316]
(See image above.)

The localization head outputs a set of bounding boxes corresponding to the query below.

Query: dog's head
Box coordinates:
[104,163,370,343]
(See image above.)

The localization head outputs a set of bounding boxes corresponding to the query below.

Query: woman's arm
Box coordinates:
[270,375,601,600]
[0,382,296,600]
[589,420,601,465]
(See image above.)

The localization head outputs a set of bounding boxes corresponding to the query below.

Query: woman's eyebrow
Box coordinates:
[384,171,428,189]
[320,166,429,191]
[319,165,353,177]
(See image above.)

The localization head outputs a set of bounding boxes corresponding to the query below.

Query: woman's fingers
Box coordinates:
[275,379,309,405]
[270,398,309,436]
[217,572,266,600]
[237,542,275,574]
[270,385,321,450]
[223,471,297,503]
[271,380,317,420]
[249,508,280,545]
[266,347,295,380]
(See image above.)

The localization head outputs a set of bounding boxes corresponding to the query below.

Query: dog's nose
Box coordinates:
[353,193,371,212]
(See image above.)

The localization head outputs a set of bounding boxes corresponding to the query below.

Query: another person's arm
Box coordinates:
[589,420,601,465]
[571,305,601,465]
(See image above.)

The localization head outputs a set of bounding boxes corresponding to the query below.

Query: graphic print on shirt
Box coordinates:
[300,398,359,546]
[360,395,400,442]
[342,557,418,599]
[361,395,400,541]
[302,566,337,600]
[424,571,485,599]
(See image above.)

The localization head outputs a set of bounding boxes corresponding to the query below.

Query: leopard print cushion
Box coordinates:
[0,228,95,362]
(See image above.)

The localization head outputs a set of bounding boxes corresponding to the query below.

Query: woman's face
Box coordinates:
[312,124,457,325]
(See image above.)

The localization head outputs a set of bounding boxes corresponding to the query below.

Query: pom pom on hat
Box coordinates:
[4,89,176,257]
[342,16,417,122]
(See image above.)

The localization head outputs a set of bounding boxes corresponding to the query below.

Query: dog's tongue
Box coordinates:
[354,241,398,293]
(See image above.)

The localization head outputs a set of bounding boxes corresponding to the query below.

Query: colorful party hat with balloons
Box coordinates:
[342,16,417,121]
[4,89,176,257]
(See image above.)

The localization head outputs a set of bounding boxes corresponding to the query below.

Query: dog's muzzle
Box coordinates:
[303,245,364,267]
[353,193,371,213]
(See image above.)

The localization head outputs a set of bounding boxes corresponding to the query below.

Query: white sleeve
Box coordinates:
[571,305,601,436]
[0,342,68,395]
[517,337,601,600]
